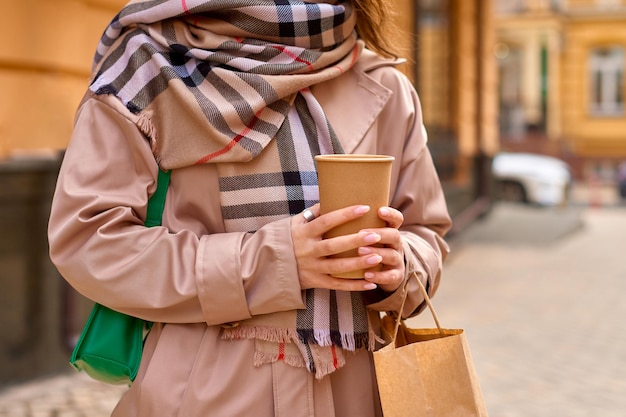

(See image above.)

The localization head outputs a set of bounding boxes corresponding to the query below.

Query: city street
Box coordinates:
[0,197,624,416]
[408,200,626,416]
[3,1,625,416]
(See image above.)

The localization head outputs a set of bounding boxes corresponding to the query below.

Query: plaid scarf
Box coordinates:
[90,0,361,170]
[90,0,373,378]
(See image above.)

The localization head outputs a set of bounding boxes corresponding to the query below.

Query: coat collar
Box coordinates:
[311,49,404,153]
[90,49,403,157]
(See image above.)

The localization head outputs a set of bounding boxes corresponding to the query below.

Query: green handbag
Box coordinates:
[69,169,171,385]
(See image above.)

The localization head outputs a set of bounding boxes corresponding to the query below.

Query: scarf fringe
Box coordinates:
[313,356,346,380]
[253,349,344,380]
[298,329,373,351]
[222,325,299,344]
[137,113,156,140]
[313,329,333,347]
[368,329,378,351]
[254,351,306,369]
[341,332,356,351]
[136,113,161,161]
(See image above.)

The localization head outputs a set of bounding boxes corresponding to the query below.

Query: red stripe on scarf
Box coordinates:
[278,343,285,360]
[194,110,263,164]
[271,45,314,72]
[333,44,359,74]
[331,345,338,370]
[181,0,190,14]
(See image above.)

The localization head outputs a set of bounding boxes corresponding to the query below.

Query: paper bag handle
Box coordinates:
[390,271,444,343]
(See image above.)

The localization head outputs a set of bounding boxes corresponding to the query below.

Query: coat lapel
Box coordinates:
[311,51,400,154]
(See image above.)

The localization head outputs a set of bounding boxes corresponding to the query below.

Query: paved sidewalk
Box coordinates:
[407,203,626,416]
[0,201,623,416]
[0,372,126,417]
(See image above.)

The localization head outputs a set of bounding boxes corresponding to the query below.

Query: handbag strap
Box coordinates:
[144,169,171,227]
[391,271,444,343]
[141,168,170,332]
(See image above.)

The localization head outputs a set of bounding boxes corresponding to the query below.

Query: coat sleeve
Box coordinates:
[364,67,452,319]
[48,97,305,325]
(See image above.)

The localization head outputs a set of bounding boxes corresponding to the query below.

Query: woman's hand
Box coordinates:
[358,207,405,293]
[290,204,404,293]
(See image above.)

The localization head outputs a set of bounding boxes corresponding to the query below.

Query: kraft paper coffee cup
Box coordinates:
[315,154,394,279]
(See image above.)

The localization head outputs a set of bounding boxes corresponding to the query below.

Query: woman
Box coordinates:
[48,0,451,416]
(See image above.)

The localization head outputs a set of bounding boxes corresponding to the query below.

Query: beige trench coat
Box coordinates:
[48,49,451,417]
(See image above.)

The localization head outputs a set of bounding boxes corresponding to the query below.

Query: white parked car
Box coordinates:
[492,152,572,206]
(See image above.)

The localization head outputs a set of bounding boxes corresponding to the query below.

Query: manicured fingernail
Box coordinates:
[364,283,377,290]
[366,254,383,265]
[364,272,375,279]
[354,205,370,215]
[379,207,390,216]
[363,233,381,244]
[358,246,373,255]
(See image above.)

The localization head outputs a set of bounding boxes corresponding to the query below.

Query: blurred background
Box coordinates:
[0,0,624,416]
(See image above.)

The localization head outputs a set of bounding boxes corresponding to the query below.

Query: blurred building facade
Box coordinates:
[495,0,626,179]
[0,0,127,158]
[408,0,498,227]
[0,0,495,385]
[1,0,498,217]
[0,0,127,387]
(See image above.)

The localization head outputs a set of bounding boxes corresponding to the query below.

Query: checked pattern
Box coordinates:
[89,0,372,378]
[89,0,360,169]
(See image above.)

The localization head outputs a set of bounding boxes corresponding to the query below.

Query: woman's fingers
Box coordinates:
[292,204,406,292]
[306,205,370,233]
[357,209,405,292]
[378,206,404,229]
[293,205,376,252]
[296,204,321,225]
[301,274,378,292]
[314,230,381,257]
[360,245,405,292]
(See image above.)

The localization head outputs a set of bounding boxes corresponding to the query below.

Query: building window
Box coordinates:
[589,46,624,116]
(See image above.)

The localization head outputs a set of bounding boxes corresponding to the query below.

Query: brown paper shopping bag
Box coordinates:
[373,272,489,417]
